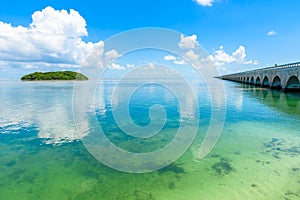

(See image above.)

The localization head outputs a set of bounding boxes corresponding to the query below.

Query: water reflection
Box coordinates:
[0,81,81,144]
[0,79,202,145]
[240,84,300,116]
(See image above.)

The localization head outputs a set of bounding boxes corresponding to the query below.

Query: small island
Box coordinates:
[21,71,88,81]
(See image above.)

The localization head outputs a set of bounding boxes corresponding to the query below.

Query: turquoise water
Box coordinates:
[1,79,300,199]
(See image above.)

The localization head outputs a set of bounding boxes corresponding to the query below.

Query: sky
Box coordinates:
[0,0,300,78]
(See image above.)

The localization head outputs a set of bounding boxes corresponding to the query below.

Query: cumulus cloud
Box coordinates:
[104,49,122,61]
[178,34,198,49]
[266,30,277,36]
[148,62,156,69]
[164,55,176,61]
[164,55,186,65]
[102,49,125,70]
[207,45,257,67]
[174,59,186,65]
[0,6,103,69]
[184,50,200,61]
[126,64,135,68]
[110,63,126,70]
[195,0,215,7]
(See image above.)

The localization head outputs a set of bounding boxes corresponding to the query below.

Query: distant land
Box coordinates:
[21,71,88,81]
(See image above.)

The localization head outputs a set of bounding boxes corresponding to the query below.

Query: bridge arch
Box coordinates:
[220,62,300,92]
[262,76,270,87]
[250,77,255,85]
[271,76,282,89]
[255,76,261,85]
[286,76,300,90]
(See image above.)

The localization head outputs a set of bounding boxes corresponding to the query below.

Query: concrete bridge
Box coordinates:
[219,62,300,91]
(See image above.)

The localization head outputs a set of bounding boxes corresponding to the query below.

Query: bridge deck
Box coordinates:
[219,62,300,91]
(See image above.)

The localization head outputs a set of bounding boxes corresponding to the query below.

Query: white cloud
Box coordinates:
[178,34,198,49]
[266,30,277,36]
[81,42,105,69]
[110,63,125,70]
[31,7,88,37]
[103,49,124,70]
[2,60,81,70]
[148,62,155,69]
[164,55,186,65]
[164,55,176,61]
[208,45,257,66]
[184,50,200,61]
[217,66,229,73]
[126,63,135,68]
[232,46,248,63]
[0,6,102,69]
[0,61,12,70]
[174,59,186,65]
[104,49,122,61]
[195,0,215,7]
[24,64,39,69]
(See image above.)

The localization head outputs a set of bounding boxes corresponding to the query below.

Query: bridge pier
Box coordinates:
[219,62,300,92]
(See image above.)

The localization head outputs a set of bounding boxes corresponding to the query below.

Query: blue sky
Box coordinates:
[0,0,300,78]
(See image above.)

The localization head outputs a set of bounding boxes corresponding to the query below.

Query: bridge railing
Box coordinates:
[221,61,300,78]
[259,62,300,71]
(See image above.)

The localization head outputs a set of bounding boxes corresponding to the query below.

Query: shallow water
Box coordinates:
[0,79,300,200]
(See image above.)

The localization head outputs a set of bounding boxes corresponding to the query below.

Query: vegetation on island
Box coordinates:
[21,71,88,81]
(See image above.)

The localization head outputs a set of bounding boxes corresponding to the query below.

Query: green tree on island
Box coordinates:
[21,71,88,81]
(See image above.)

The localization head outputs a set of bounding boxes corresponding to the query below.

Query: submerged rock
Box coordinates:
[158,163,186,174]
[263,138,300,159]
[292,168,300,172]
[168,182,176,189]
[284,190,299,199]
[134,190,156,200]
[6,160,16,167]
[212,158,234,177]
